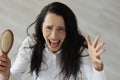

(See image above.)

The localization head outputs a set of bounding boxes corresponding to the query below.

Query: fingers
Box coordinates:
[95,42,105,52]
[85,35,92,47]
[86,35,105,49]
[93,35,100,48]
[0,56,7,62]
[86,35,101,48]
[94,39,105,56]
[97,49,106,57]
[0,61,7,69]
[0,54,8,70]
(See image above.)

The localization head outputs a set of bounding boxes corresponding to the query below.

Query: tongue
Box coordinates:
[51,42,59,48]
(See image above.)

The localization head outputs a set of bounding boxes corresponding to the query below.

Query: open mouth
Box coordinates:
[49,39,60,48]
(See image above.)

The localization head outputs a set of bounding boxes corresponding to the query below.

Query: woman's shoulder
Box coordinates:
[21,34,36,47]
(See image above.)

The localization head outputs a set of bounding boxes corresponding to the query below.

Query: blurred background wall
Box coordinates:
[0,0,120,80]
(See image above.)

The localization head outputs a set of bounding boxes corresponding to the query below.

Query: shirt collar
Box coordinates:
[44,44,61,55]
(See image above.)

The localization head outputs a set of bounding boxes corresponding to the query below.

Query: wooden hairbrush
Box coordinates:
[0,29,14,55]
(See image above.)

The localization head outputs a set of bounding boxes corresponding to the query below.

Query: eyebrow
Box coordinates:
[46,25,53,27]
[46,25,65,28]
[58,26,65,29]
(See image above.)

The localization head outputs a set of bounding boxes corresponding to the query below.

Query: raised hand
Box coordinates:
[0,29,13,80]
[85,35,105,71]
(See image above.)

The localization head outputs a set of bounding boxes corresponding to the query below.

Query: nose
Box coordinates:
[50,30,58,39]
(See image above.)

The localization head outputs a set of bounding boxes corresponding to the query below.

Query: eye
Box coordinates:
[46,26,52,30]
[58,27,65,31]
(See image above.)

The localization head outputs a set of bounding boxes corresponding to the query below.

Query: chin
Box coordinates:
[50,48,60,52]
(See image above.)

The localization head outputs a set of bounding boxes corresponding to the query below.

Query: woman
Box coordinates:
[0,2,106,80]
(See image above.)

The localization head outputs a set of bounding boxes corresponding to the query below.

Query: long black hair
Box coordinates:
[27,2,87,80]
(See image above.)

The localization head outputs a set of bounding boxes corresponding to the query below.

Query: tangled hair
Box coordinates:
[27,2,87,80]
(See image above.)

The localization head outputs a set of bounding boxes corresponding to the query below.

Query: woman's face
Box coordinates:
[42,12,66,53]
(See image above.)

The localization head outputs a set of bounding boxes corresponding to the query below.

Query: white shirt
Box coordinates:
[10,36,106,80]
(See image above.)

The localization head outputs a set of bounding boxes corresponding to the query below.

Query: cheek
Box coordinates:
[60,32,66,41]
[42,28,48,40]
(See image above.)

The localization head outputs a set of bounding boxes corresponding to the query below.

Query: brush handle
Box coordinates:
[0,29,14,55]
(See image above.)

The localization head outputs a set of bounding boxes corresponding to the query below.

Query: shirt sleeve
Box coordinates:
[80,49,106,80]
[9,36,35,80]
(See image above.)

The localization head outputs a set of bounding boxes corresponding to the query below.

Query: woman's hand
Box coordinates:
[85,35,105,71]
[0,51,11,80]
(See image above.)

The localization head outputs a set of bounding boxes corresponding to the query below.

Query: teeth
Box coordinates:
[49,40,60,48]
[50,40,59,43]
